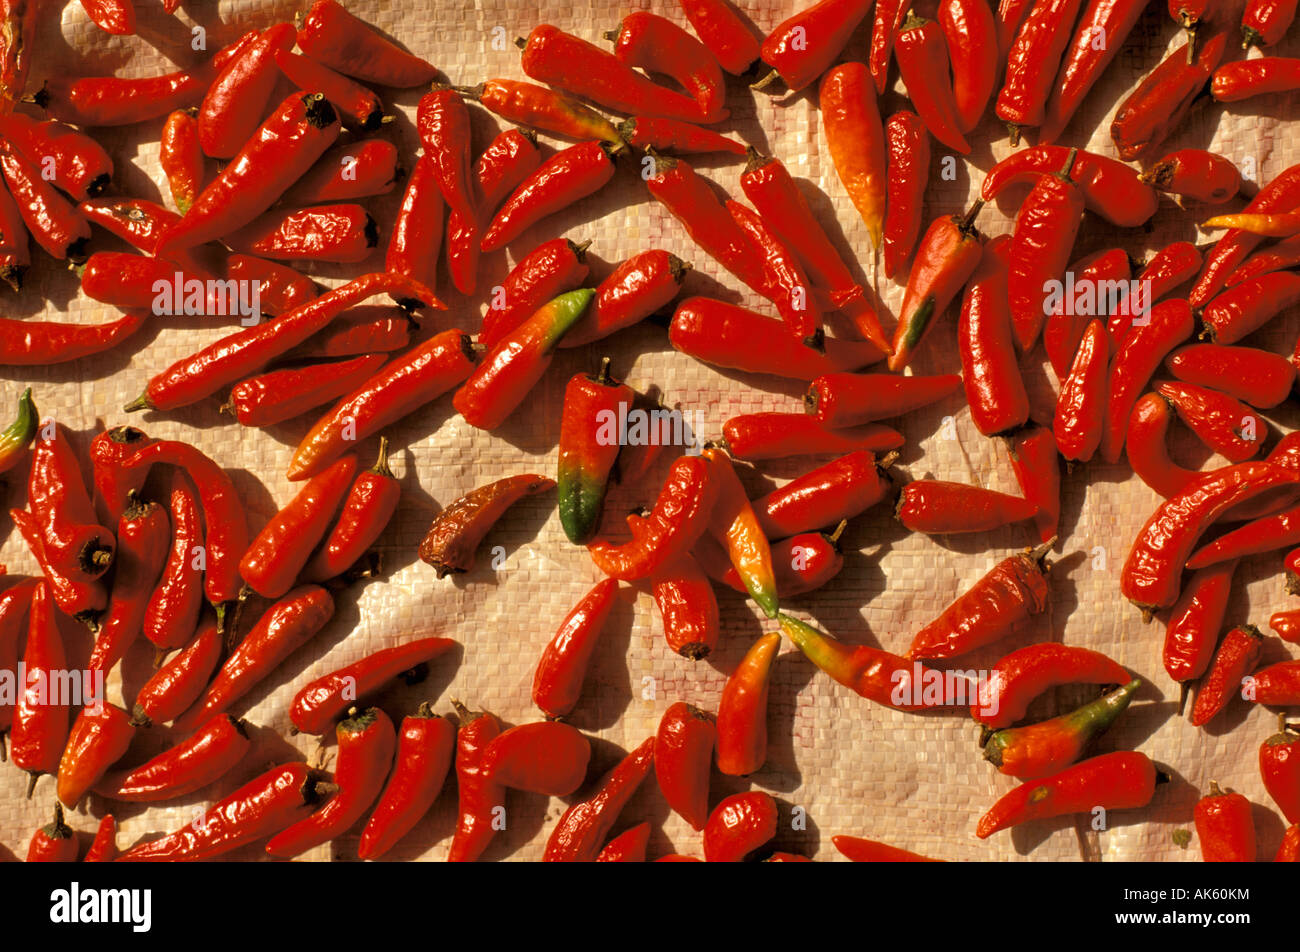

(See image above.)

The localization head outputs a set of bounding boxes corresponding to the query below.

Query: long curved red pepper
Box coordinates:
[301,437,401,583]
[1009,426,1061,544]
[416,86,476,225]
[677,0,761,75]
[199,22,296,160]
[385,154,443,307]
[447,700,504,863]
[820,61,886,255]
[86,495,169,675]
[0,578,37,761]
[419,474,556,577]
[532,578,619,718]
[1195,781,1256,860]
[833,835,940,862]
[897,479,1040,535]
[997,0,1088,142]
[285,305,409,359]
[481,141,615,253]
[869,0,910,93]
[1127,392,1201,499]
[1155,380,1266,462]
[976,643,1129,728]
[894,14,971,153]
[563,250,688,349]
[716,631,779,776]
[132,618,221,726]
[1188,498,1300,570]
[959,235,1029,437]
[618,116,743,155]
[981,146,1158,228]
[140,473,202,655]
[805,372,961,428]
[655,701,715,830]
[10,583,69,796]
[1101,298,1195,463]
[97,713,250,803]
[883,110,929,280]
[1164,558,1237,692]
[754,450,896,540]
[939,0,997,131]
[359,704,455,860]
[296,0,436,87]
[544,736,655,862]
[608,11,727,122]
[727,200,824,347]
[1227,233,1300,286]
[1202,271,1300,345]
[1110,242,1203,347]
[1040,0,1149,142]
[226,353,387,428]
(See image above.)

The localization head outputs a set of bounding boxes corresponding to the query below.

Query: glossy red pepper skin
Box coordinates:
[224,254,318,319]
[1110,243,1203,349]
[1040,0,1149,142]
[1211,56,1300,100]
[140,474,202,655]
[56,701,134,807]
[545,737,656,862]
[646,543,720,660]
[200,23,296,159]
[1271,606,1300,640]
[174,586,335,733]
[1250,660,1300,704]
[223,203,377,264]
[296,0,436,87]
[156,110,203,217]
[883,111,930,281]
[132,618,222,726]
[655,701,715,830]
[981,146,1158,228]
[1242,0,1298,46]
[385,154,443,307]
[1044,247,1131,380]
[959,236,1029,436]
[1010,427,1061,544]
[610,11,727,122]
[0,112,113,200]
[290,637,455,736]
[447,701,504,863]
[481,721,591,796]
[0,0,39,112]
[479,238,590,348]
[1101,298,1195,463]
[285,305,409,360]
[532,578,619,718]
[416,87,476,225]
[0,578,37,760]
[482,141,615,253]
[805,372,961,428]
[757,0,869,93]
[618,116,743,155]
[727,200,824,347]
[1110,30,1227,163]
[976,643,1129,728]
[1128,393,1201,499]
[700,524,846,598]
[557,361,631,545]
[702,791,778,861]
[10,583,70,793]
[759,450,896,540]
[79,250,211,312]
[1155,380,1266,462]
[9,509,107,620]
[30,423,115,583]
[0,146,90,260]
[77,199,175,257]
[227,353,387,428]
[870,0,910,93]
[1258,715,1300,824]
[1142,149,1241,204]
[1189,499,1300,570]
[939,0,997,131]
[722,412,901,461]
[83,815,116,862]
[27,805,78,862]
[118,761,328,861]
[87,497,169,676]
[1203,271,1300,345]
[301,438,401,584]
[1195,782,1256,861]
[280,141,400,204]
[894,15,971,153]
[670,297,883,381]
[997,0,1088,139]
[97,713,250,803]
[1227,233,1300,287]
[833,835,940,862]
[703,446,779,617]
[597,823,650,862]
[88,425,151,532]
[359,705,455,860]
[563,250,688,349]
[419,474,556,578]
[289,329,476,482]
[1008,153,1085,352]
[1279,824,1300,861]
[897,480,1040,535]
[678,0,761,74]
[273,49,385,131]
[1053,319,1107,462]
[819,61,887,255]
[716,631,780,776]
[0,172,30,289]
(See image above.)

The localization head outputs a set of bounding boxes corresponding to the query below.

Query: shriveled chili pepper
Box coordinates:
[1242,0,1298,46]
[1009,426,1061,544]
[359,704,455,860]
[1227,233,1300,287]
[700,790,776,862]
[819,62,886,258]
[608,11,727,122]
[481,721,591,797]
[27,804,77,862]
[282,138,400,206]
[753,0,869,94]
[976,643,1130,728]
[897,479,1040,535]
[1155,380,1266,463]
[223,254,318,319]
[984,680,1141,780]
[416,86,476,225]
[959,236,1029,437]
[981,146,1158,228]
[1128,392,1201,499]
[1258,714,1300,823]
[447,700,504,863]
[419,474,555,578]
[132,617,221,726]
[273,49,386,131]
[288,329,475,481]
[521,24,717,123]
[0,577,37,761]
[894,14,971,153]
[0,145,89,261]
[88,426,149,535]
[532,578,619,718]
[805,372,961,429]
[56,702,134,807]
[175,586,334,732]
[1110,29,1227,163]
[1101,298,1195,463]
[589,455,715,580]
[656,702,716,832]
[977,750,1159,837]
[295,0,436,87]
[1124,462,1300,615]
[1203,272,1300,346]
[727,200,823,348]
[1195,781,1256,860]
[223,203,377,264]
[997,0,1089,141]
[722,412,901,461]
[1211,55,1300,100]
[557,359,630,545]
[1249,659,1300,704]
[1044,247,1132,380]
[478,238,590,348]
[9,509,106,621]
[716,631,780,776]
[1271,606,1300,640]
[563,250,688,349]
[699,523,847,598]
[883,111,929,281]
[139,474,202,657]
[199,23,296,159]
[158,92,341,255]
[890,201,984,370]
[455,290,594,430]
[544,736,655,862]
[29,422,115,583]
[0,112,113,201]
[938,0,997,131]
[641,529,720,659]
[757,450,897,540]
[97,713,249,804]
[1110,242,1203,348]
[617,116,742,156]
[83,814,115,862]
[225,353,387,429]
[678,0,761,74]
[118,761,331,861]
[1008,150,1084,352]
[11,583,70,795]
[869,0,910,93]
[1142,149,1241,205]
[1039,0,1149,142]
[78,250,211,312]
[481,141,615,253]
[833,835,940,862]
[385,155,443,307]
[285,305,408,360]
[300,438,400,584]
[780,612,949,709]
[87,495,169,675]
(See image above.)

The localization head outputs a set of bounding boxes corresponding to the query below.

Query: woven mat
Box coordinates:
[1,0,1297,862]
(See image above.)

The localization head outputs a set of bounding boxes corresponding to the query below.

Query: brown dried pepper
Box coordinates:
[419,474,556,578]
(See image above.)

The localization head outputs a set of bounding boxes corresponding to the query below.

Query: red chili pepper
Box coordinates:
[118,761,331,861]
[532,578,619,718]
[87,425,150,532]
[1168,0,1212,31]
[640,531,720,658]
[1141,148,1241,205]
[959,236,1029,436]
[703,446,778,616]
[416,86,477,225]
[699,522,847,598]
[1189,498,1300,570]
[199,23,296,159]
[520,24,715,123]
[1128,392,1201,499]
[1044,247,1131,380]
[996,0,1087,141]
[1192,163,1300,306]
[1123,462,1300,615]
[1009,427,1061,544]
[1243,0,1298,46]
[87,496,168,675]
[1279,824,1300,861]
[0,174,30,289]
[544,737,655,862]
[977,750,1159,837]
[457,80,624,148]
[296,0,436,87]
[896,479,1040,535]
[385,155,443,306]
[907,540,1054,660]
[1203,271,1300,345]
[83,814,116,862]
[284,305,409,360]
[727,200,824,348]
[819,61,886,257]
[175,586,335,733]
[56,701,134,807]
[1155,380,1267,462]
[288,329,476,481]
[1008,150,1085,352]
[419,474,555,578]
[939,0,997,131]
[608,11,727,122]
[97,713,249,804]
[79,250,210,313]
[0,112,113,200]
[1164,557,1237,693]
[869,0,910,93]
[481,721,591,796]
[481,141,615,253]
[1101,298,1195,463]
[0,578,37,760]
[225,353,386,428]
[895,14,971,153]
[273,49,386,131]
[1211,56,1300,100]
[1194,781,1256,860]
[223,254,318,319]
[478,238,590,348]
[617,116,743,155]
[702,790,777,861]
[655,701,715,830]
[10,583,70,795]
[1258,714,1300,824]
[562,250,688,349]
[975,643,1129,728]
[158,92,341,255]
[556,359,630,545]
[1110,29,1228,163]
[0,145,90,260]
[0,0,39,113]
[1227,233,1300,287]
[26,804,78,862]
[805,372,961,429]
[833,835,940,862]
[883,111,930,282]
[1039,0,1149,142]
[981,145,1158,228]
[759,450,898,541]
[80,0,135,35]
[223,203,377,264]
[156,110,204,217]
[597,822,651,862]
[890,201,984,370]
[716,631,780,776]
[132,618,221,726]
[722,412,901,461]
[447,700,504,863]
[1109,242,1203,348]
[677,0,762,75]
[33,31,258,126]
[455,289,595,431]
[139,474,202,656]
[29,423,115,583]
[282,138,401,206]
[9,509,106,621]
[780,612,948,709]
[1250,659,1300,704]
[300,438,400,584]
[755,0,870,93]
[358,704,455,860]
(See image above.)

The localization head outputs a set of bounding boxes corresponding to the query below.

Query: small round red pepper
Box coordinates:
[702,790,777,861]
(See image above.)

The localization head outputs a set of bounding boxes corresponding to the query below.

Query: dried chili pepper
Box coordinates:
[1110,242,1203,348]
[1142,148,1241,204]
[1044,247,1131,380]
[27,805,77,862]
[883,111,929,280]
[300,438,400,583]
[10,583,70,795]
[819,61,886,253]
[678,0,761,74]
[288,329,476,481]
[1155,380,1266,462]
[981,146,1158,227]
[544,736,655,862]
[608,11,727,122]
[9,509,106,621]
[984,680,1141,780]
[1101,298,1195,463]
[132,618,221,726]
[1008,149,1084,352]
[0,145,90,260]
[655,702,715,830]
[557,359,630,545]
[890,201,984,370]
[895,14,971,153]
[56,702,134,807]
[481,141,615,253]
[0,112,113,200]
[976,643,1130,728]
[419,474,555,578]
[1211,56,1300,100]
[447,700,504,863]
[959,236,1029,437]
[1127,393,1199,499]
[897,479,1040,535]
[722,412,901,461]
[281,139,401,205]
[997,0,1088,141]
[87,496,169,675]
[1009,426,1060,544]
[98,713,249,803]
[296,0,436,87]
[833,835,940,862]
[617,116,742,155]
[284,305,408,360]
[200,22,296,159]
[1202,271,1300,345]
[716,631,779,776]
[140,474,202,657]
[118,761,331,861]
[805,372,961,429]
[756,450,896,540]
[727,200,824,347]
[978,750,1160,837]
[30,423,114,582]
[223,254,318,319]
[1110,30,1227,163]
[223,203,377,264]
[869,0,910,93]
[359,704,455,860]
[0,578,37,760]
[273,49,386,131]
[482,721,591,796]
[83,814,115,862]
[225,353,387,428]
[532,578,619,718]
[1195,781,1256,861]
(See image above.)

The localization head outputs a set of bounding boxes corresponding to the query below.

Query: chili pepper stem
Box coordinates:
[827,520,848,545]
[1178,681,1189,716]
[0,735,5,762]
[26,771,38,798]
[123,394,150,413]
[1007,123,1021,147]
[751,69,780,91]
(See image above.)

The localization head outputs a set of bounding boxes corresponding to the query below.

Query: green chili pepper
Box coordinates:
[558,358,632,544]
[0,388,37,475]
